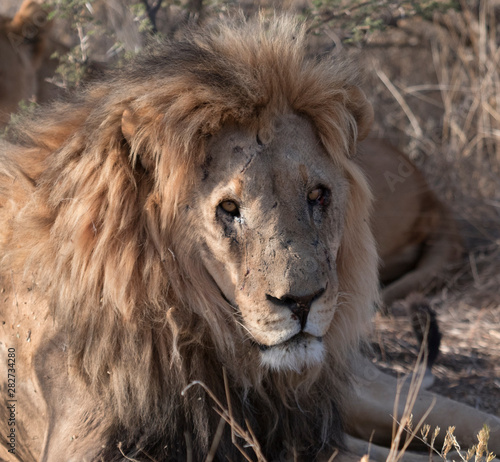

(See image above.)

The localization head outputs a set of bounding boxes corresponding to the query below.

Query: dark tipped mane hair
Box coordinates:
[0,15,378,460]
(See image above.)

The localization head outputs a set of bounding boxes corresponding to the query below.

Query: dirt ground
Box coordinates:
[371,299,500,416]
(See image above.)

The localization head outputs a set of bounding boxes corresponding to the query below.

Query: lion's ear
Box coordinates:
[121,108,138,145]
[121,108,155,171]
[346,86,374,142]
[9,0,52,69]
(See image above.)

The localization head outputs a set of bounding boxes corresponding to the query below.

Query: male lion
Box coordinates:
[0,15,498,462]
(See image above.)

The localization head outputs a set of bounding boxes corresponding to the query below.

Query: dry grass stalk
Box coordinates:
[386,326,434,462]
[395,417,496,462]
[182,370,267,462]
[384,1,500,307]
[432,1,500,309]
[375,67,423,139]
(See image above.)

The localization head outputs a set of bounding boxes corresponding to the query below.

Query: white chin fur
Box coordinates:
[259,336,325,372]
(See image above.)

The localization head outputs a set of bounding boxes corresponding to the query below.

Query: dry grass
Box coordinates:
[431,1,500,304]
[365,1,500,303]
[180,355,496,461]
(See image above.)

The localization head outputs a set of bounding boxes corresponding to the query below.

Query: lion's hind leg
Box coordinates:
[345,435,435,462]
[345,357,500,454]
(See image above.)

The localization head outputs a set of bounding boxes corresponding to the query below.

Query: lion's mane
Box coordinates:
[0,15,378,460]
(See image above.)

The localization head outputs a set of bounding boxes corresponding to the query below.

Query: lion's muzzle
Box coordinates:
[266,288,326,329]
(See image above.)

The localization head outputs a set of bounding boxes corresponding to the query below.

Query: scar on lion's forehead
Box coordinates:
[239,149,260,174]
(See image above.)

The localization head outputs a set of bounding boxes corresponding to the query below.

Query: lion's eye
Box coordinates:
[308,189,322,202]
[307,187,329,206]
[219,200,240,216]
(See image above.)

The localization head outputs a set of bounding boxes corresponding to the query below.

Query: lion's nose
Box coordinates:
[266,289,325,329]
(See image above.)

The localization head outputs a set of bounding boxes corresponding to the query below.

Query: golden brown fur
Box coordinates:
[0,15,378,461]
[1,15,498,462]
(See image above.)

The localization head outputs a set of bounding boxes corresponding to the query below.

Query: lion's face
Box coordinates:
[193,114,349,372]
